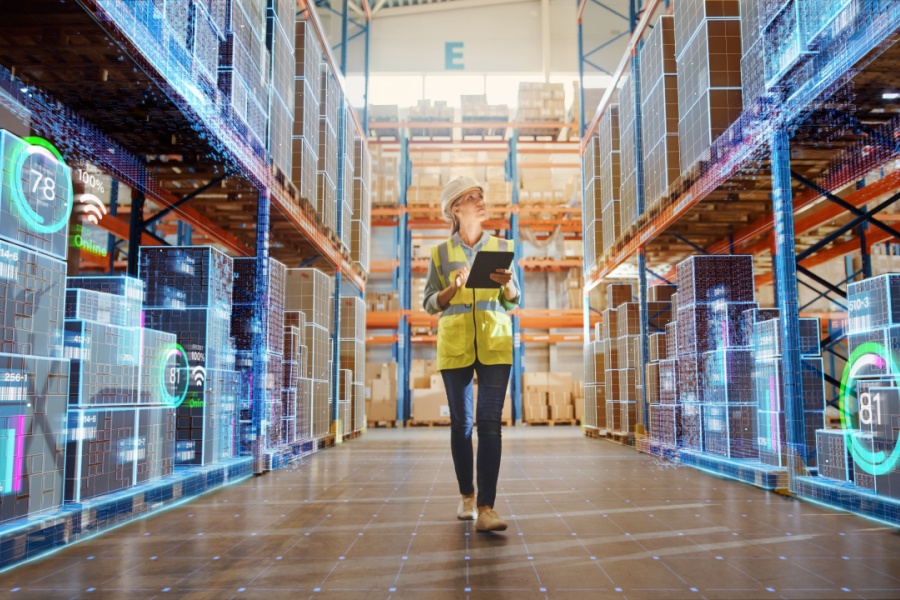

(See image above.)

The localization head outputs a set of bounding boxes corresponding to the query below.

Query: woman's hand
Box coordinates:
[490,269,517,300]
[453,267,470,291]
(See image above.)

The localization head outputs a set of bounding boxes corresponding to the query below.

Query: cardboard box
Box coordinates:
[547,372,573,393]
[430,373,445,390]
[370,378,395,403]
[411,376,432,390]
[524,391,548,406]
[524,404,548,421]
[574,395,585,421]
[551,404,575,421]
[366,399,396,422]
[412,389,450,421]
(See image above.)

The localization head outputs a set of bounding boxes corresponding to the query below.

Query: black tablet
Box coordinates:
[465,251,515,289]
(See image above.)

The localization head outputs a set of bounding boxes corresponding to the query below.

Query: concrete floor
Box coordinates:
[2,427,900,599]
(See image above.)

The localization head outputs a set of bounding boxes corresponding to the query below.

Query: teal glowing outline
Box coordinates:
[839,341,900,476]
[10,139,73,234]
[159,343,189,408]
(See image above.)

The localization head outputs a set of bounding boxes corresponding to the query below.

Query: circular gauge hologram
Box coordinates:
[10,139,73,234]
[160,343,190,408]
[839,341,900,476]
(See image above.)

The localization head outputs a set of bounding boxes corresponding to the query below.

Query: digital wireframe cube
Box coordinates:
[857,385,900,500]
[816,429,853,483]
[676,15,743,175]
[0,130,73,260]
[285,268,334,330]
[702,403,757,459]
[666,321,678,358]
[701,349,754,405]
[311,378,332,439]
[752,317,822,359]
[618,72,639,229]
[0,238,66,358]
[659,358,679,404]
[848,274,900,333]
[67,276,145,322]
[232,256,286,355]
[675,255,754,307]
[677,302,757,355]
[641,15,680,210]
[0,354,69,524]
[737,307,779,348]
[649,333,667,363]
[140,246,234,310]
[646,362,661,404]
[64,406,175,503]
[681,402,703,450]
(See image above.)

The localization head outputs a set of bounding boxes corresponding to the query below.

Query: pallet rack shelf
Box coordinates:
[579,0,900,525]
[367,127,584,422]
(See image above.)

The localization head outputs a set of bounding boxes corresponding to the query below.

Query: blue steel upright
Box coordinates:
[630,43,651,433]
[331,96,347,429]
[506,136,524,422]
[252,188,271,474]
[396,135,412,421]
[771,129,809,486]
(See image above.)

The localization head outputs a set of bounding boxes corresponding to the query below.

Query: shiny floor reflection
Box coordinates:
[2,428,900,599]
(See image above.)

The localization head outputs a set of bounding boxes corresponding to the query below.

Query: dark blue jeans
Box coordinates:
[441,360,511,508]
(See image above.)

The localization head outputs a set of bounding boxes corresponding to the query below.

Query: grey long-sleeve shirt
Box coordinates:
[422,232,522,315]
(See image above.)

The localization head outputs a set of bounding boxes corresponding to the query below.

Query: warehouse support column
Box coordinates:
[506,136,523,423]
[332,96,347,441]
[107,181,119,274]
[397,135,411,422]
[771,129,809,487]
[127,186,145,277]
[251,187,271,474]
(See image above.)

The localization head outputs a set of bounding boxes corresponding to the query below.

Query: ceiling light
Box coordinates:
[883,92,900,100]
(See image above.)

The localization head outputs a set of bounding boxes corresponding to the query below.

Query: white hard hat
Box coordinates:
[440,176,484,224]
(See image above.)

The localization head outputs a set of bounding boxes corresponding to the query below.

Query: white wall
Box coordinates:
[319,0,631,79]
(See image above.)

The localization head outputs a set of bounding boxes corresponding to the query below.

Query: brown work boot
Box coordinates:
[475,507,508,532]
[457,496,477,520]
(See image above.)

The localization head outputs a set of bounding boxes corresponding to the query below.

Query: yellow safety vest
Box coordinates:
[432,235,514,370]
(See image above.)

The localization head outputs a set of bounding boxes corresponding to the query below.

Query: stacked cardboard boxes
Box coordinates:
[523,373,580,422]
[219,0,271,155]
[369,105,400,139]
[140,246,239,466]
[519,169,567,205]
[351,133,371,275]
[232,257,286,451]
[752,315,825,467]
[340,296,366,433]
[618,70,640,229]
[582,136,602,271]
[409,100,453,138]
[285,269,334,439]
[370,146,399,206]
[317,62,341,234]
[266,0,296,179]
[64,277,177,503]
[365,290,400,313]
[644,284,678,445]
[675,255,756,454]
[292,20,321,204]
[598,107,622,254]
[460,95,509,138]
[640,15,680,211]
[601,283,634,432]
[366,362,398,422]
[675,0,743,175]
[517,82,566,138]
[583,332,606,430]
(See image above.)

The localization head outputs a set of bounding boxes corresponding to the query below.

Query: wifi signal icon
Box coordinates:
[191,365,207,389]
[77,194,107,225]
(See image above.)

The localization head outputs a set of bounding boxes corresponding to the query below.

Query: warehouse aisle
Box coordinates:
[3,429,900,599]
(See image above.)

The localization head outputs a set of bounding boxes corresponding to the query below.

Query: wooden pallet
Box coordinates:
[605,429,635,446]
[343,429,364,441]
[524,419,578,426]
[367,420,399,429]
[584,427,602,439]
[408,419,451,427]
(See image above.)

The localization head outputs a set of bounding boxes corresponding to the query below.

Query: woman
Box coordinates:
[422,175,521,533]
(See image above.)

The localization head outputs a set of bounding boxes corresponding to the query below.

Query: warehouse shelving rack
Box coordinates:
[579,0,900,525]
[366,127,597,422]
[0,0,369,497]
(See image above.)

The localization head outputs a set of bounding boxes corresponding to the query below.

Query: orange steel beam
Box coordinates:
[378,206,582,216]
[582,0,660,149]
[370,260,400,273]
[406,258,584,272]
[739,170,900,259]
[361,0,371,20]
[658,128,900,283]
